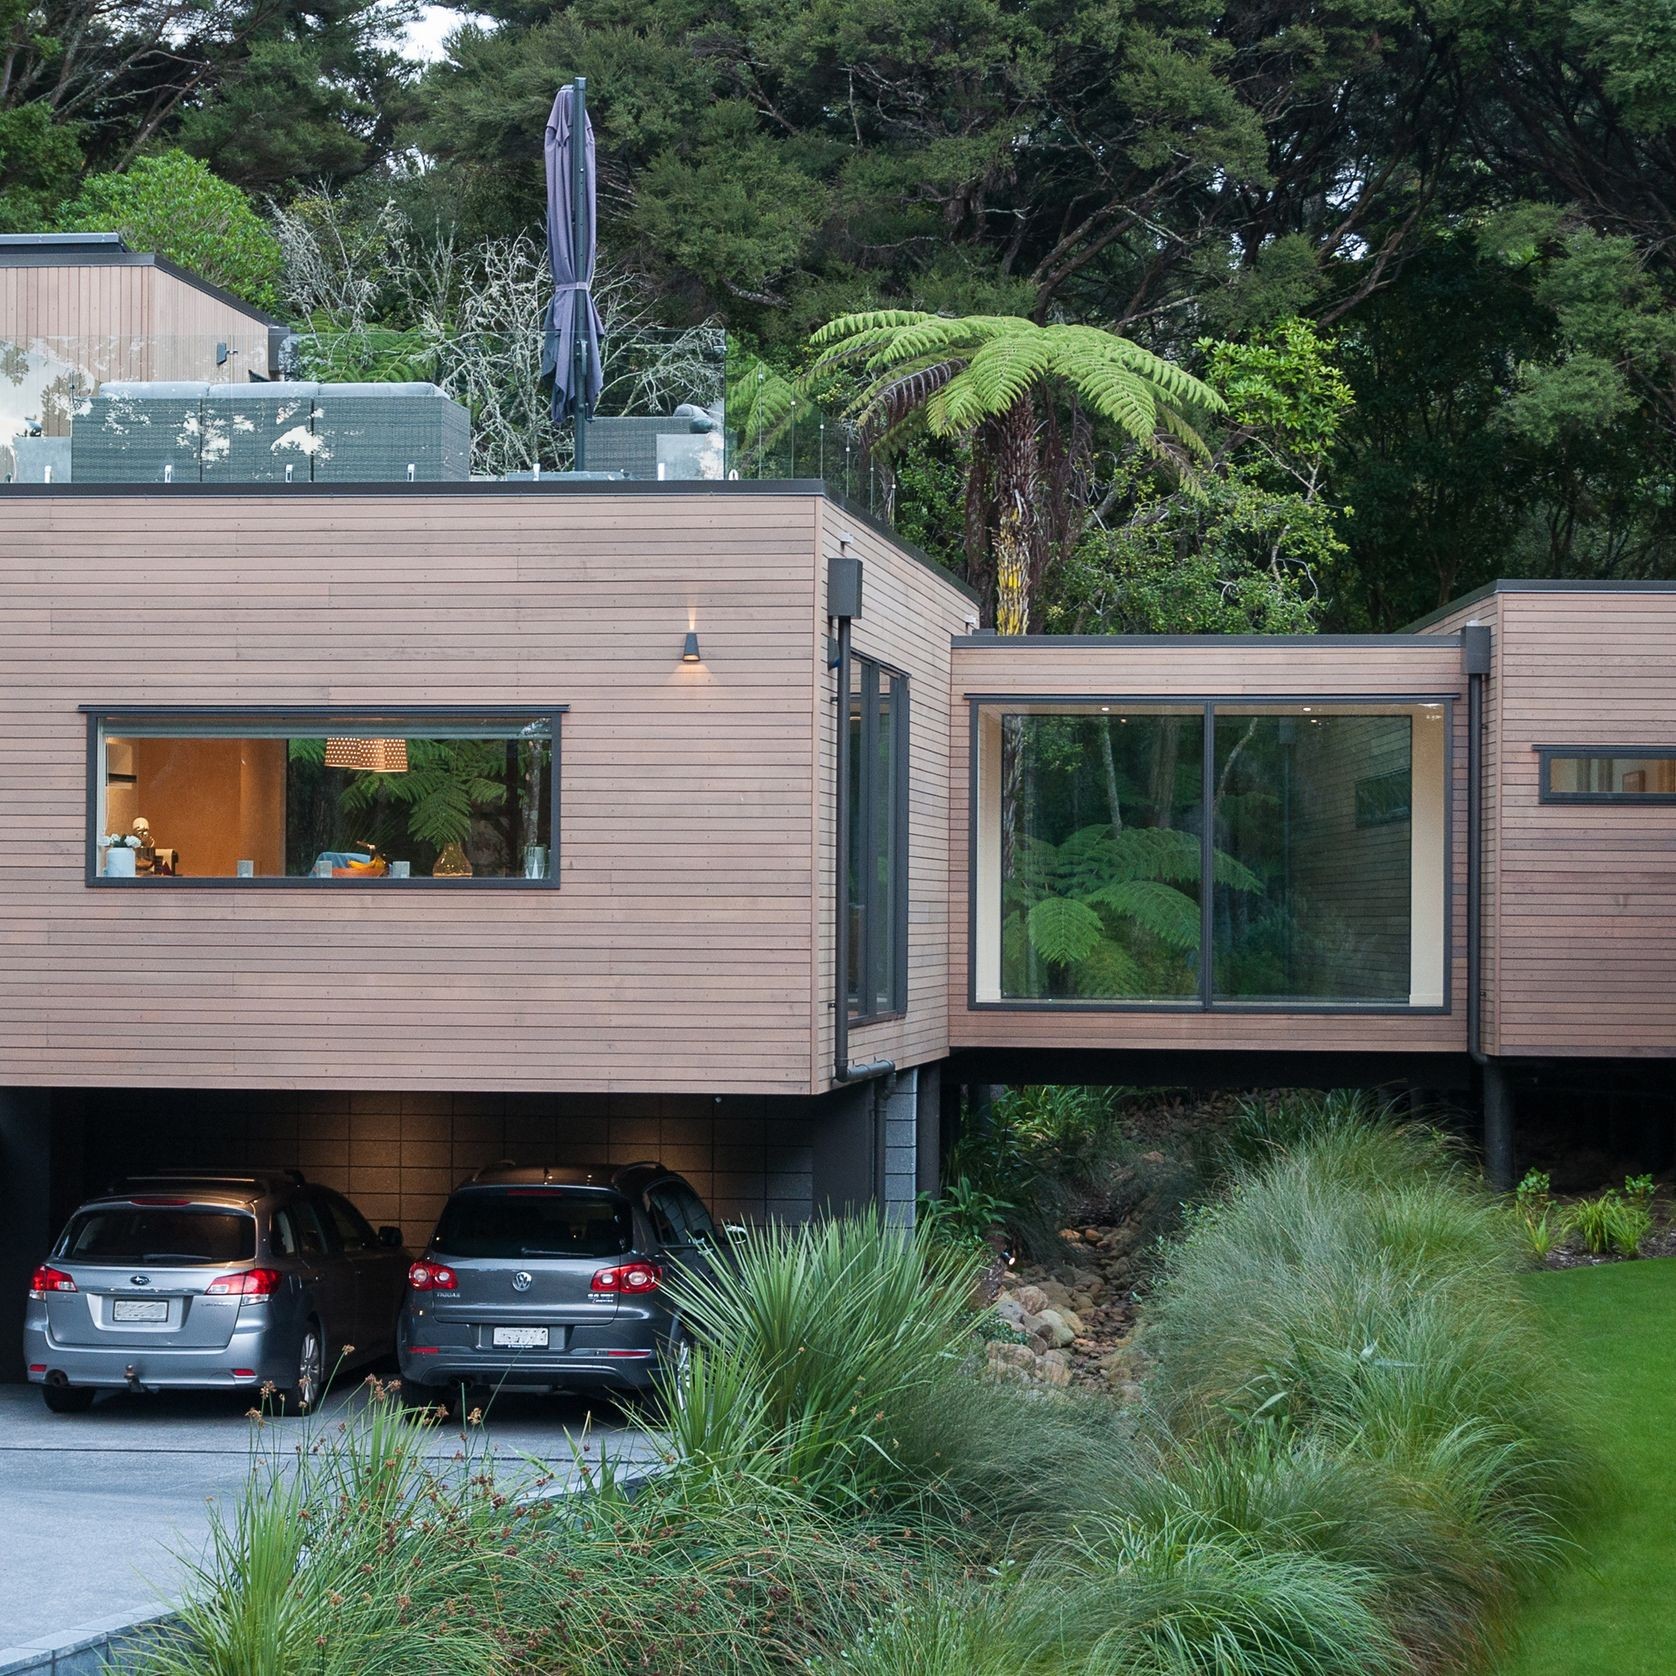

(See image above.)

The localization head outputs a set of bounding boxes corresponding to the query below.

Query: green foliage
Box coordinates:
[54,152,282,311]
[0,101,83,230]
[1514,1168,1570,1265]
[1210,1090,1394,1178]
[134,1379,938,1676]
[658,1209,983,1508]
[808,312,1221,461]
[1142,1114,1594,1642]
[1005,820,1257,1002]
[915,1175,1015,1260]
[1572,1186,1654,1258]
[1055,318,1349,637]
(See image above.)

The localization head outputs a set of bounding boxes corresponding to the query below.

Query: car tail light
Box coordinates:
[407,1262,457,1292]
[129,1195,190,1206]
[591,1261,662,1295]
[29,1266,76,1298]
[206,1268,283,1298]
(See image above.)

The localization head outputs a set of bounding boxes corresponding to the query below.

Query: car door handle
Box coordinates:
[301,1271,323,1283]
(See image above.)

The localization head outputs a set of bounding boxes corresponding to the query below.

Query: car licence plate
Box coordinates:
[492,1326,549,1349]
[112,1298,169,1323]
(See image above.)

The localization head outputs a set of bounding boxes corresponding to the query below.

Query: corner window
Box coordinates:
[846,656,909,1021]
[973,700,1448,1010]
[1539,749,1676,803]
[86,709,561,885]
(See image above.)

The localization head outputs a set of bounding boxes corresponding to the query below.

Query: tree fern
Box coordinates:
[1026,896,1106,966]
[805,310,1221,630]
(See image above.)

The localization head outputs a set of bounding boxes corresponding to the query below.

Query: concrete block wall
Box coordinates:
[75,1089,823,1250]
[881,1069,920,1226]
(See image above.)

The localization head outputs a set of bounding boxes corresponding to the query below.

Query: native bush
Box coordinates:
[1140,1113,1591,1659]
[1572,1183,1653,1257]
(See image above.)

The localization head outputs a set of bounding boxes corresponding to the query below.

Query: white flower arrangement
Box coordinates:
[100,833,141,848]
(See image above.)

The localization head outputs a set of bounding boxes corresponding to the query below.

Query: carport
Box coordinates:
[0,1080,895,1381]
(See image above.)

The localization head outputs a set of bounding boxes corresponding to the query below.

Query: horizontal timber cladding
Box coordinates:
[1490,590,1676,1058]
[813,506,978,1086]
[947,638,1471,1055]
[0,488,887,1096]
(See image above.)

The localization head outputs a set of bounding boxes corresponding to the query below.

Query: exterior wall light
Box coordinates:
[682,631,701,663]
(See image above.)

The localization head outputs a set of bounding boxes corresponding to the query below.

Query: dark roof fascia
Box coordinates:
[0,242,282,328]
[1403,577,1676,633]
[953,632,1459,649]
[2,477,977,607]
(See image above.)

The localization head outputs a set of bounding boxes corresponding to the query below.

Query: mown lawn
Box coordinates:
[1502,1259,1676,1676]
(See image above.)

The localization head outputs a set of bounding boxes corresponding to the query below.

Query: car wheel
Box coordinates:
[41,1383,96,1415]
[276,1320,325,1416]
[648,1328,692,1420]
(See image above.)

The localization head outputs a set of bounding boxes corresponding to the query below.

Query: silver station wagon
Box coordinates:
[397,1163,725,1415]
[23,1173,410,1414]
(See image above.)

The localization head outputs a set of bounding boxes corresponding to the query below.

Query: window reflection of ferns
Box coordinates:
[286,738,549,877]
[1003,823,1258,998]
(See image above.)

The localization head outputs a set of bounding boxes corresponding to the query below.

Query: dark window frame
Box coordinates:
[1536,744,1676,805]
[81,705,566,889]
[848,655,910,1025]
[967,693,1455,1017]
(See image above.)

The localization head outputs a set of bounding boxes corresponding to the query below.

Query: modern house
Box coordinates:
[3,235,1674,1373]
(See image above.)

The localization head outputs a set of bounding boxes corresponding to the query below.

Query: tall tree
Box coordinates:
[807,310,1221,630]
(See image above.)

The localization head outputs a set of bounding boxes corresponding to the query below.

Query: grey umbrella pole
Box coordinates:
[571,75,589,471]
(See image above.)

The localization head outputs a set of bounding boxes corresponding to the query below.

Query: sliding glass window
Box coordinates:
[846,658,908,1021]
[87,711,561,885]
[973,701,1447,1009]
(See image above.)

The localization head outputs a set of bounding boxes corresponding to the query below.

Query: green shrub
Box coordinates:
[662,1207,1147,1537]
[135,1379,951,1676]
[1050,1514,1408,1676]
[1513,1168,1570,1263]
[1211,1088,1392,1176]
[659,1209,983,1507]
[1573,1186,1653,1257]
[916,1174,1015,1259]
[1140,1118,1591,1654]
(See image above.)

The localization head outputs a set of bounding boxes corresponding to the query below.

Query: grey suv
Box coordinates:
[397,1163,724,1413]
[23,1173,410,1414]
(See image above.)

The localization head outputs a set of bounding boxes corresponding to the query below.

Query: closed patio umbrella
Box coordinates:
[542,76,603,467]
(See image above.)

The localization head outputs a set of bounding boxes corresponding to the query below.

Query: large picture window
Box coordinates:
[87,710,561,886]
[973,700,1448,1011]
[846,657,909,1021]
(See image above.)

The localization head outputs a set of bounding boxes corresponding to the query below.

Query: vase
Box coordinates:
[523,844,548,880]
[432,841,473,878]
[105,846,136,878]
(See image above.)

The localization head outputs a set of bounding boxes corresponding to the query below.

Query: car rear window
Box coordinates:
[431,1189,634,1259]
[59,1205,256,1264]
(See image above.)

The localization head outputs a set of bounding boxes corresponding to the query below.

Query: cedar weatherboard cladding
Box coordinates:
[0,493,810,1094]
[1481,591,1676,1057]
[0,488,973,1095]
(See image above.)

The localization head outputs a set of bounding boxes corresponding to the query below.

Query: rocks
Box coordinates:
[986,1214,1151,1393]
[1014,1283,1049,1317]
[1035,1349,1072,1388]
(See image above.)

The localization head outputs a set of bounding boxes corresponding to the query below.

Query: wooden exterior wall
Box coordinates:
[1457,589,1676,1057]
[0,487,965,1097]
[813,505,978,1085]
[0,259,272,436]
[947,637,1470,1054]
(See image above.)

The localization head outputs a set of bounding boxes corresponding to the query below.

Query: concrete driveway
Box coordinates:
[0,1378,660,1649]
